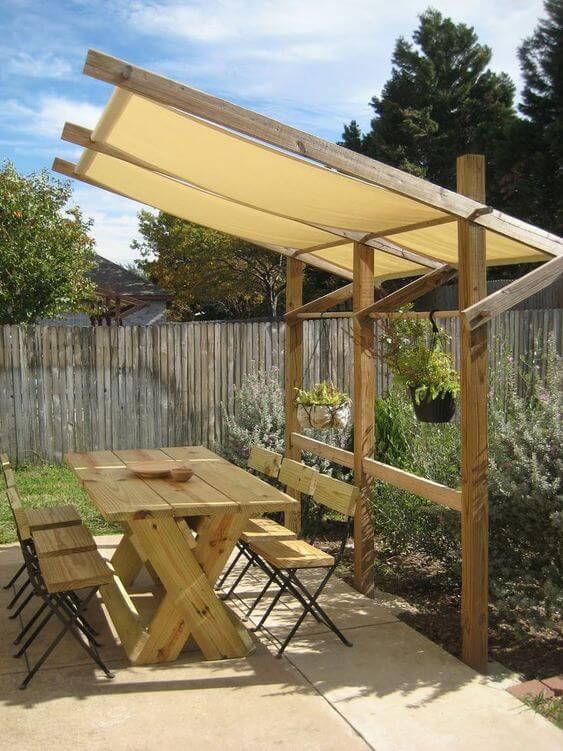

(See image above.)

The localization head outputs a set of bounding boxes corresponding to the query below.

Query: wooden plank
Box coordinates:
[352,243,376,596]
[143,474,239,516]
[161,445,223,463]
[356,265,456,319]
[248,446,283,477]
[193,512,252,585]
[278,458,318,495]
[313,474,359,516]
[77,469,174,521]
[130,515,253,661]
[39,550,113,593]
[462,255,563,330]
[457,154,489,673]
[285,283,354,320]
[26,504,82,531]
[284,257,304,532]
[362,457,462,511]
[65,449,125,470]
[32,524,96,558]
[290,433,353,468]
[110,531,145,586]
[83,50,562,258]
[98,562,149,659]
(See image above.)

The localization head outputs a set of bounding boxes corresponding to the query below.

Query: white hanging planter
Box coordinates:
[296,402,351,430]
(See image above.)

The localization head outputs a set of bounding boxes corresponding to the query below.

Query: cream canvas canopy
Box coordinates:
[54,51,561,284]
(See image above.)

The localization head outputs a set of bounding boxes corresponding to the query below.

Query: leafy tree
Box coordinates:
[498,0,563,233]
[341,9,516,195]
[132,211,286,319]
[0,161,95,324]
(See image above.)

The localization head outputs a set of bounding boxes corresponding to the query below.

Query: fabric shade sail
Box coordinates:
[58,64,560,282]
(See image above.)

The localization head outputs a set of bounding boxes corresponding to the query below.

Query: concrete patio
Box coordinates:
[0,535,559,751]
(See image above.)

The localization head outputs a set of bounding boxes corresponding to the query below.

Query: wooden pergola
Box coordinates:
[53,50,563,674]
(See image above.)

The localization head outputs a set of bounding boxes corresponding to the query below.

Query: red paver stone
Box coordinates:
[507,680,555,700]
[542,675,563,696]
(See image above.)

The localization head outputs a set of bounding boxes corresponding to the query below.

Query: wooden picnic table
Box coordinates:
[65,446,298,665]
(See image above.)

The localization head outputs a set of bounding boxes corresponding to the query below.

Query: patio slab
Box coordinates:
[1,536,561,751]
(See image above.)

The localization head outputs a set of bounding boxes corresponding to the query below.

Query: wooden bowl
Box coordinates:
[170,466,193,482]
[129,462,173,479]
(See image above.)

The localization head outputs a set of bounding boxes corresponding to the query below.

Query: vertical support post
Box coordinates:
[457,154,489,673]
[352,242,375,595]
[284,257,304,532]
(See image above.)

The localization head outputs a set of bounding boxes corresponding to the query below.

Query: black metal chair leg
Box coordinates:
[8,589,35,619]
[222,554,255,599]
[215,544,246,590]
[253,577,290,631]
[4,563,26,589]
[7,578,30,609]
[14,601,48,644]
[246,570,277,617]
[14,610,54,658]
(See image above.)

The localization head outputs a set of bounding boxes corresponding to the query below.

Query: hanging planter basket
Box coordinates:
[409,387,456,424]
[297,401,351,430]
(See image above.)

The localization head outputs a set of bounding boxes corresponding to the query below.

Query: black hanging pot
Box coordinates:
[409,387,456,423]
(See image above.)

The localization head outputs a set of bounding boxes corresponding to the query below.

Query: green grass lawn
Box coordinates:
[1,463,120,544]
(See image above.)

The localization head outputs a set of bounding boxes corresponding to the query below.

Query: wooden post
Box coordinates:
[284,257,304,532]
[457,154,489,673]
[352,243,375,595]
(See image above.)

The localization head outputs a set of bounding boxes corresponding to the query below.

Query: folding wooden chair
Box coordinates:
[5,492,114,690]
[1,453,82,597]
[248,473,359,657]
[216,447,298,594]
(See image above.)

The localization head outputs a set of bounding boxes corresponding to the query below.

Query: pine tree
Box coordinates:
[345,10,516,195]
[338,120,365,153]
[499,0,562,233]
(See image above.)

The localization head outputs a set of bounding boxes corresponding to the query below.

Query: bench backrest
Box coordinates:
[0,452,15,490]
[313,474,359,517]
[248,447,282,478]
[5,486,31,541]
[278,458,318,495]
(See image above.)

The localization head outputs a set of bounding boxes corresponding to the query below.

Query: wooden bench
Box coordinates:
[38,550,113,594]
[32,524,97,559]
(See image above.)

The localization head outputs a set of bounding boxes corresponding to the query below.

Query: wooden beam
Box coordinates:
[293,312,353,319]
[284,257,304,533]
[63,123,437,273]
[370,310,459,320]
[362,458,462,511]
[352,243,375,595]
[290,432,354,469]
[285,283,354,320]
[83,50,562,258]
[458,154,489,674]
[356,265,457,320]
[363,215,456,239]
[461,254,563,330]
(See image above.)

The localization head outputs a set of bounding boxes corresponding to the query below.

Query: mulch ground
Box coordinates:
[315,529,562,681]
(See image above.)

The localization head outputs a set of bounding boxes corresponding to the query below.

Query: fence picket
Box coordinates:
[0,312,560,463]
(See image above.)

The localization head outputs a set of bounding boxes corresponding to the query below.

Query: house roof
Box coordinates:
[91,254,169,299]
[53,50,561,284]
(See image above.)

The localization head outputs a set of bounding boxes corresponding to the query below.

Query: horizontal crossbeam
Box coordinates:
[461,255,563,330]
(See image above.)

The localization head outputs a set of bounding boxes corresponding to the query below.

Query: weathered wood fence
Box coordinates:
[0,310,561,464]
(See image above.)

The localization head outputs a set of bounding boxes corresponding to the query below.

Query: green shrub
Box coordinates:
[220,368,285,466]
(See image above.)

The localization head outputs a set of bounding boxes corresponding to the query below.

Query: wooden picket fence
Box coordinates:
[0,309,561,464]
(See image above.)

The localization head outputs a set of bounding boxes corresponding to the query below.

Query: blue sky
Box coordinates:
[1,0,545,265]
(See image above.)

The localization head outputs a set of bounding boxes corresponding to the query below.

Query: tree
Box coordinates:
[341,10,516,195]
[498,0,563,233]
[132,211,287,319]
[338,120,365,153]
[0,161,95,324]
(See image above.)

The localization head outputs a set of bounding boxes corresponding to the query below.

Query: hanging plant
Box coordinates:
[379,307,459,423]
[295,381,351,430]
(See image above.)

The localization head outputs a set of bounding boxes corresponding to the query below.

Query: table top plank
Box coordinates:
[161,446,223,463]
[77,468,174,521]
[66,446,298,520]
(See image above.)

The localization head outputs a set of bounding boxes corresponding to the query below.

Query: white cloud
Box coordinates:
[4,51,73,79]
[2,95,102,141]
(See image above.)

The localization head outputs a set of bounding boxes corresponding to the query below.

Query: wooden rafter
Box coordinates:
[355,265,457,320]
[284,283,354,320]
[461,254,563,330]
[83,49,562,258]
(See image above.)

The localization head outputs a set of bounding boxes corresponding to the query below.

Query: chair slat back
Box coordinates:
[248,447,282,478]
[313,474,359,517]
[6,487,31,541]
[278,459,318,495]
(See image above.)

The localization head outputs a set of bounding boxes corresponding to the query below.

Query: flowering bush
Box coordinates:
[220,368,285,466]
